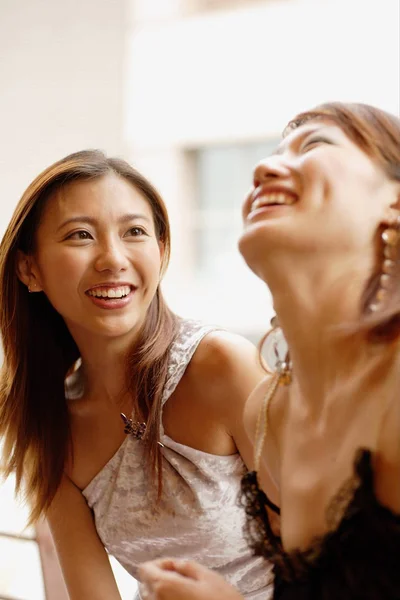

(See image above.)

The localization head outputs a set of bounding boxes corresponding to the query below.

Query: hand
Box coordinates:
[138,558,244,600]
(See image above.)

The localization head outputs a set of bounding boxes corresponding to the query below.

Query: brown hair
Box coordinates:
[0,150,178,522]
[285,102,400,342]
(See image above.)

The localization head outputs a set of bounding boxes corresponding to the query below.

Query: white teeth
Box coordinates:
[88,285,131,299]
[251,192,296,212]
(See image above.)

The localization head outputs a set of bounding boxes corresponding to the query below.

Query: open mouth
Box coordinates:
[86,285,133,300]
[250,192,297,213]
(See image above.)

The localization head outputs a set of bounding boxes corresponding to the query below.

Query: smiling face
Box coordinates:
[20,173,163,344]
[239,120,400,279]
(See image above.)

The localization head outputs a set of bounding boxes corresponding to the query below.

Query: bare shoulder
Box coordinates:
[191,330,265,429]
[190,329,264,384]
[163,329,266,460]
[182,330,265,414]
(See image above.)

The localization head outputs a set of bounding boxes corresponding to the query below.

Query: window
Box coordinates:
[177,138,277,340]
[194,139,277,278]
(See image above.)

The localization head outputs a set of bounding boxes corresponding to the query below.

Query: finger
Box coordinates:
[139,558,202,581]
[138,561,167,584]
[138,562,198,600]
[160,559,213,581]
[142,558,183,573]
[138,560,191,585]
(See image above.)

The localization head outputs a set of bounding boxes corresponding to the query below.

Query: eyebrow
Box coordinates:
[274,125,326,156]
[57,213,151,233]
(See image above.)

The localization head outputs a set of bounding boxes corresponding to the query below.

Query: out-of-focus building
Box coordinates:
[125,0,400,340]
[0,0,399,598]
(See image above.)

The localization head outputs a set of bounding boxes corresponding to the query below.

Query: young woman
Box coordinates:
[0,150,273,600]
[138,102,400,599]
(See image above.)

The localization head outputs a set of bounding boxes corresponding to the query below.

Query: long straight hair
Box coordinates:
[286,102,400,342]
[0,150,178,522]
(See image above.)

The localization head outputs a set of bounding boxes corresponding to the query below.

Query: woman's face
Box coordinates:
[239,120,399,277]
[23,174,163,343]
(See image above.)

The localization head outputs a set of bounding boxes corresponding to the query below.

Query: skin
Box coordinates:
[138,118,400,598]
[240,119,400,549]
[138,559,243,600]
[17,173,266,600]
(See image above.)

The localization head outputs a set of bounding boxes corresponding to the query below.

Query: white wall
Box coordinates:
[0,2,138,596]
[126,0,400,148]
[0,0,127,235]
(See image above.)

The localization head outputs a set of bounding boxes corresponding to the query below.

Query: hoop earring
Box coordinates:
[258,315,291,385]
[369,218,400,312]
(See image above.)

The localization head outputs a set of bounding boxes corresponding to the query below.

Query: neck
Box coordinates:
[262,252,376,407]
[69,328,140,405]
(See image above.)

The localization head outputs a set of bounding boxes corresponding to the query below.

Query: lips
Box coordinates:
[85,283,137,309]
[247,186,298,218]
[87,285,132,299]
[85,284,136,310]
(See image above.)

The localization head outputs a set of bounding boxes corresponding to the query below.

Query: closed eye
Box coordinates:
[124,226,147,238]
[302,136,333,152]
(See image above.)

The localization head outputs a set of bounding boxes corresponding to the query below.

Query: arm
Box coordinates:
[46,474,122,600]
[138,558,244,600]
[197,331,281,505]
[35,519,69,600]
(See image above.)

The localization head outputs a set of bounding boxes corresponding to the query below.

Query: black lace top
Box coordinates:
[240,449,400,599]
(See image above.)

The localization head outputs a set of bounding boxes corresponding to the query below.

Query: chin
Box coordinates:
[96,318,143,340]
[75,315,143,343]
[238,223,270,270]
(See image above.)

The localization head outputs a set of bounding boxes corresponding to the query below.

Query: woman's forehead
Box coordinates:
[274,119,343,155]
[38,175,154,229]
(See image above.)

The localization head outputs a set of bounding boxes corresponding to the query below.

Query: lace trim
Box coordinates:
[240,449,398,583]
[161,318,219,407]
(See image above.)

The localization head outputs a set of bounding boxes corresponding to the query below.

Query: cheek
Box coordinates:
[302,154,377,216]
[36,249,85,299]
[302,155,341,191]
[132,244,162,286]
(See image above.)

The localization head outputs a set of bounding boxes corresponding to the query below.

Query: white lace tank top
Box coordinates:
[74,319,272,599]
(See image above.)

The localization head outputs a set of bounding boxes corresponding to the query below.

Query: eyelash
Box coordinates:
[303,136,331,151]
[66,227,147,241]
[67,230,92,241]
[124,227,147,238]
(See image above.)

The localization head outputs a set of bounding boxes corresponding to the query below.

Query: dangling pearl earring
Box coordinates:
[369,217,400,312]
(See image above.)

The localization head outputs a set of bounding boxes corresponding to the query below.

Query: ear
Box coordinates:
[16,250,43,292]
[382,186,400,226]
[382,207,400,227]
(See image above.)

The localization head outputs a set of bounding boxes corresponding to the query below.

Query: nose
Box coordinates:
[94,239,129,274]
[253,155,291,188]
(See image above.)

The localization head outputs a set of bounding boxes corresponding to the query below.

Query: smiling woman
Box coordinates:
[0,150,272,600]
[18,174,164,342]
[137,102,400,600]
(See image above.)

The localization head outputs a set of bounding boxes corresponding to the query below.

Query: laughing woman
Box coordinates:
[0,151,272,600]
[139,102,400,599]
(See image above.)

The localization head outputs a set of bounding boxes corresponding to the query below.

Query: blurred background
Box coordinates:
[0,0,399,598]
